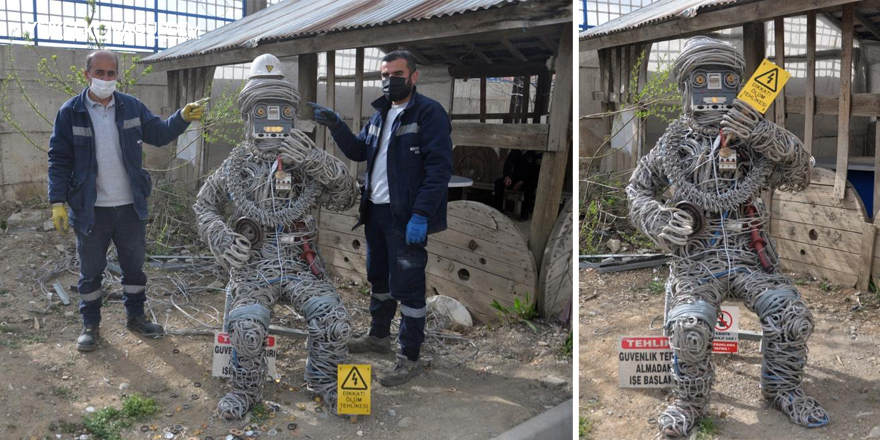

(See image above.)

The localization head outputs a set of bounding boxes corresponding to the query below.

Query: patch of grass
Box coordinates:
[490,292,539,331]
[818,277,836,293]
[82,407,129,440]
[81,394,159,440]
[357,284,370,297]
[562,331,573,356]
[579,416,592,438]
[646,281,665,295]
[21,334,47,344]
[695,417,719,440]
[50,386,77,401]
[121,393,160,421]
[249,401,268,424]
[0,324,18,333]
[0,339,20,349]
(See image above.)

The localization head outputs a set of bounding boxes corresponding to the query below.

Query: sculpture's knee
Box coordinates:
[666,300,717,368]
[754,287,813,342]
[228,303,271,357]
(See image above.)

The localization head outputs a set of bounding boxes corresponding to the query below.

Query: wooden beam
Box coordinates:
[144,0,570,71]
[768,48,844,62]
[352,48,364,175]
[637,43,651,161]
[855,10,880,39]
[521,75,531,124]
[451,112,537,121]
[466,42,494,64]
[325,50,336,156]
[788,93,880,116]
[448,61,549,78]
[319,71,381,82]
[451,122,549,150]
[434,44,462,65]
[621,45,631,104]
[742,22,766,79]
[479,77,487,123]
[297,53,318,141]
[534,71,551,123]
[580,0,858,51]
[774,18,786,127]
[501,38,529,62]
[834,3,854,200]
[539,34,558,54]
[805,11,816,156]
[529,23,572,267]
[402,45,431,66]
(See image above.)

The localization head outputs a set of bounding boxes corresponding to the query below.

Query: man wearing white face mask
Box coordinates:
[47,50,204,351]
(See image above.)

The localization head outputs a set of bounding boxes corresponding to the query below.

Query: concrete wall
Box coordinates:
[0,44,171,202]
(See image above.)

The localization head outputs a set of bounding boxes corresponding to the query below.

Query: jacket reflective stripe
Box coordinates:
[123,118,141,129]
[368,124,381,137]
[396,123,419,136]
[72,126,93,137]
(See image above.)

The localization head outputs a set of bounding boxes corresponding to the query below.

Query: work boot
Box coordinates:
[126,314,165,338]
[378,353,424,387]
[76,324,100,352]
[348,333,392,354]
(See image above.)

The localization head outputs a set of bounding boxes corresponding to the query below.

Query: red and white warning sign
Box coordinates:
[618,336,673,388]
[712,305,739,354]
[212,332,278,379]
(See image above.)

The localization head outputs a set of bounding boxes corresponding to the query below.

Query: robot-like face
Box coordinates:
[688,64,740,112]
[252,99,295,138]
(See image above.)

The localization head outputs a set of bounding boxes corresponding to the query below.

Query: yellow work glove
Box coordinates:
[52,203,69,234]
[182,102,204,122]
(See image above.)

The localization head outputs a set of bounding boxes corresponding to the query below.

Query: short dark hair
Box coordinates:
[86,50,119,72]
[382,50,417,74]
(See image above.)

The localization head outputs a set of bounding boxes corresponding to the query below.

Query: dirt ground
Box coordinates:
[580,266,880,440]
[0,207,572,440]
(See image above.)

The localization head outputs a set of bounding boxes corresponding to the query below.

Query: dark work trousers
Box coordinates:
[364,202,428,361]
[74,204,148,326]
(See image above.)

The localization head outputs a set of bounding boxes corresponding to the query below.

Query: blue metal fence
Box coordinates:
[1,0,244,52]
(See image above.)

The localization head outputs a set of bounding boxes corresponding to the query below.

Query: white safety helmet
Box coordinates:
[249,54,285,79]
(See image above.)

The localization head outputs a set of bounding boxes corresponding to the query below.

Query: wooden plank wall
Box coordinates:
[318,200,538,323]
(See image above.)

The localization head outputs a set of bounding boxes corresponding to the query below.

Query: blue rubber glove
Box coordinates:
[405,214,428,245]
[306,101,342,129]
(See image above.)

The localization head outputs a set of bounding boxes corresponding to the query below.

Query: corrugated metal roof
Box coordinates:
[579,0,749,40]
[142,0,524,64]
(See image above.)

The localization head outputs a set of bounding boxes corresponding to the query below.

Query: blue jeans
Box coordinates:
[364,202,428,361]
[74,204,147,325]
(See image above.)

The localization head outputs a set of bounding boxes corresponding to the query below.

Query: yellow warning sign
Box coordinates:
[736,59,791,114]
[337,364,371,415]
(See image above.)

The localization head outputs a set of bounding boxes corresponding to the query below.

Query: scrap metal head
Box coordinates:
[239,54,300,140]
[673,37,745,118]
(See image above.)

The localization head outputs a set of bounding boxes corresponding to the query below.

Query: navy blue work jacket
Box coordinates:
[329,89,453,234]
[47,88,190,234]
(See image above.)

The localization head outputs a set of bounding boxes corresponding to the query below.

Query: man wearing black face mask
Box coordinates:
[308,50,453,386]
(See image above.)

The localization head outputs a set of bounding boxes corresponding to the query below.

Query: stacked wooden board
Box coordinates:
[318,200,539,323]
